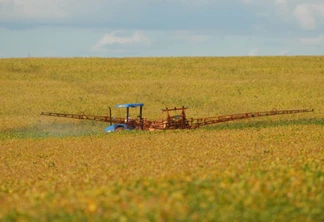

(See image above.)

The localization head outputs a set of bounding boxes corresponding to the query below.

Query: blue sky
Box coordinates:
[0,0,323,58]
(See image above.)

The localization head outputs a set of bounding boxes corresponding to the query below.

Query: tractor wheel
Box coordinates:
[115,127,125,131]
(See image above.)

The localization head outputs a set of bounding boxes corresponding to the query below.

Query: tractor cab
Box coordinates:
[104,103,144,132]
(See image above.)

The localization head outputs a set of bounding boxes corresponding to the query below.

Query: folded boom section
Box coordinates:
[40,112,124,124]
[191,109,314,129]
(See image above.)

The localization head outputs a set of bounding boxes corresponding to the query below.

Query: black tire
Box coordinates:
[115,127,125,131]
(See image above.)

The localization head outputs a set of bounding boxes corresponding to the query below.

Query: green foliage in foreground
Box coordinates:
[1,126,323,221]
[2,153,324,222]
[3,173,324,222]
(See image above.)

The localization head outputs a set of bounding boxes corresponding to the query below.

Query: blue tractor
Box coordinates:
[104,103,144,132]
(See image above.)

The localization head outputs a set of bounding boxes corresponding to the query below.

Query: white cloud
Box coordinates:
[0,0,227,21]
[293,4,316,29]
[1,0,323,57]
[0,0,69,20]
[92,31,151,52]
[293,2,324,30]
[300,34,324,45]
[248,48,258,56]
[275,1,324,30]
[0,0,127,21]
[242,0,324,30]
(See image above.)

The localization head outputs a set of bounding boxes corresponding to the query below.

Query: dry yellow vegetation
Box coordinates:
[0,56,323,221]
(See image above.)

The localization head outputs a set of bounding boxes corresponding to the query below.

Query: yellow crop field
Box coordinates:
[0,56,323,221]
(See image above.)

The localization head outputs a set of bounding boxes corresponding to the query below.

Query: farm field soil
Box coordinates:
[0,56,323,221]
